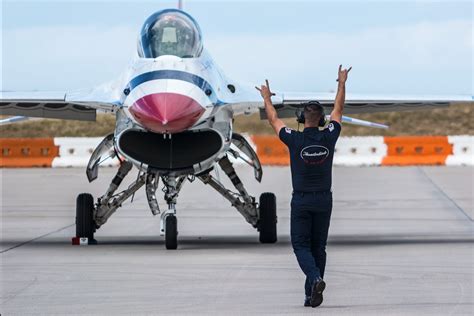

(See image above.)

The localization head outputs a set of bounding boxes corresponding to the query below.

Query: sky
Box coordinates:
[1,0,473,96]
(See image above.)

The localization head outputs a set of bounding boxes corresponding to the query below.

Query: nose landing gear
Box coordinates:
[158,175,186,249]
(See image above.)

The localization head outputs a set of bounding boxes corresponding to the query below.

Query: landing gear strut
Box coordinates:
[199,155,277,243]
[75,160,145,242]
[159,175,186,249]
[94,161,145,228]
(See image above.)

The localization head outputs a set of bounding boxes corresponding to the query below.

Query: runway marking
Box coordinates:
[417,167,473,222]
[0,223,74,254]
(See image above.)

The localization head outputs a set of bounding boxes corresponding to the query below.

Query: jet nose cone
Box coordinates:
[130,93,205,133]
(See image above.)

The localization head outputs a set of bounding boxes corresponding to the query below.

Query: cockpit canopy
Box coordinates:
[138,9,203,59]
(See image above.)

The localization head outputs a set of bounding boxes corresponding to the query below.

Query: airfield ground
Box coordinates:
[1,166,473,315]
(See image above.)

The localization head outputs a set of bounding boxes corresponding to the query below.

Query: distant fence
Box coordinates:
[1,135,472,168]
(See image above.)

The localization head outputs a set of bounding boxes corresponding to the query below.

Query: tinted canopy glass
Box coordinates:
[138,9,203,58]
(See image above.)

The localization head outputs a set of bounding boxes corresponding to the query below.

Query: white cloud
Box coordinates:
[2,19,472,95]
[207,20,472,94]
[2,25,137,90]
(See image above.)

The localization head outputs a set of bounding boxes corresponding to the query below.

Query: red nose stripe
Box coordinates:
[130,93,205,133]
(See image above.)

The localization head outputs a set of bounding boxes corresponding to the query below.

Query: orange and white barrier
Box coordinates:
[251,136,388,166]
[0,138,59,167]
[251,135,290,166]
[52,137,119,168]
[0,136,472,168]
[334,137,387,166]
[252,135,473,167]
[446,136,474,166]
[382,136,452,166]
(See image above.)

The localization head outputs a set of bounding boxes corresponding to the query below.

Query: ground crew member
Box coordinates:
[256,65,351,307]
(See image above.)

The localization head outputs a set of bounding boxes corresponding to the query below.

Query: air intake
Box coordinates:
[118,129,222,171]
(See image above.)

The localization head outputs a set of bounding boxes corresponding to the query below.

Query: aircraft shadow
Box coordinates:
[1,234,473,253]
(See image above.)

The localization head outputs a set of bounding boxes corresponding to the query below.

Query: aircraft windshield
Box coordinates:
[138,10,203,59]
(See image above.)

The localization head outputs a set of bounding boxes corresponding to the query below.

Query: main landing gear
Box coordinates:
[75,193,95,242]
[258,193,277,243]
[198,156,277,244]
[75,134,277,249]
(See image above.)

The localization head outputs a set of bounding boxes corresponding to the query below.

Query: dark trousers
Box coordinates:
[290,191,332,296]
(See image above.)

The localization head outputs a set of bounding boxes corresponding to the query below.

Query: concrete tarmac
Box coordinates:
[1,166,473,315]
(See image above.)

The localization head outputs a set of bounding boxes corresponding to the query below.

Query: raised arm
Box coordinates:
[256,79,286,135]
[330,65,352,124]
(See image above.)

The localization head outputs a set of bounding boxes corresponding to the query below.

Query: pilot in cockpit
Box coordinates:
[139,10,202,59]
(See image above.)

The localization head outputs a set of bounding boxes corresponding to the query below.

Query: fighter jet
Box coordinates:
[1,7,472,249]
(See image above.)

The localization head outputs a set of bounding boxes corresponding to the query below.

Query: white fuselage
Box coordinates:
[93,8,264,175]
[112,50,258,175]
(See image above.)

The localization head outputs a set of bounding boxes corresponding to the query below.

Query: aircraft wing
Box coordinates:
[258,92,473,119]
[0,90,118,122]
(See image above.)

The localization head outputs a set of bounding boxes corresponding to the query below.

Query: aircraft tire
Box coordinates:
[165,215,178,250]
[76,193,95,239]
[258,192,277,243]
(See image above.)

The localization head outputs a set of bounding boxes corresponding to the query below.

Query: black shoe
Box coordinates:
[304,296,311,307]
[310,278,326,307]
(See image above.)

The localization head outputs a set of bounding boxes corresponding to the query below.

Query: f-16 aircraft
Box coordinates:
[1,5,472,249]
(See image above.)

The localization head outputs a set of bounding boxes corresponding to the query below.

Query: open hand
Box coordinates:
[337,65,352,83]
[255,79,275,100]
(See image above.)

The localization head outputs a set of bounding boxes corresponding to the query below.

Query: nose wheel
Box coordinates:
[165,215,178,249]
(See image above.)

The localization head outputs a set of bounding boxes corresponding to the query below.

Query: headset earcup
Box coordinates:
[319,115,325,127]
[319,107,326,127]
[297,111,305,124]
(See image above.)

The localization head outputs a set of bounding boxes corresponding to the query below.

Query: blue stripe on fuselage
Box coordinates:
[127,69,225,105]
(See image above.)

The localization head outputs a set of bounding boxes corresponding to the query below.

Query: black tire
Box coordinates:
[165,215,178,250]
[258,192,277,243]
[76,193,95,239]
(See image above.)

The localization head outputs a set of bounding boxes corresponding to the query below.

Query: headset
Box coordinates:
[296,101,326,127]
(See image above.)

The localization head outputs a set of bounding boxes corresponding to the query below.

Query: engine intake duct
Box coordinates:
[118,129,222,170]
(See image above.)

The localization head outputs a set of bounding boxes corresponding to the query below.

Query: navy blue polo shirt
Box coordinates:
[279,121,341,192]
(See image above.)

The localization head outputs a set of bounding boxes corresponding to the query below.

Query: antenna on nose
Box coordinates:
[178,0,184,10]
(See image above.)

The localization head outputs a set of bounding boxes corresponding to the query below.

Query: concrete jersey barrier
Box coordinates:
[52,137,119,168]
[446,136,474,166]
